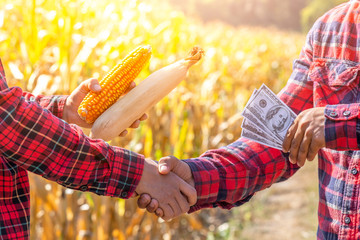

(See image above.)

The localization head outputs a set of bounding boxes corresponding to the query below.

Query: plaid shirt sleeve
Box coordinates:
[22,91,67,119]
[0,62,144,199]
[185,26,316,212]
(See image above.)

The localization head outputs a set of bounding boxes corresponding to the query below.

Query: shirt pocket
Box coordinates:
[310,58,360,107]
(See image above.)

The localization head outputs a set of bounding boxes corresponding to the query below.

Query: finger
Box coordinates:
[289,127,305,166]
[123,81,136,95]
[132,191,139,198]
[129,81,136,89]
[307,138,319,161]
[119,130,128,137]
[296,131,312,167]
[282,121,298,153]
[179,179,197,206]
[129,120,141,129]
[161,204,174,221]
[137,194,152,209]
[155,208,164,218]
[146,199,159,213]
[139,114,148,121]
[87,78,101,93]
[175,193,190,215]
[169,200,181,219]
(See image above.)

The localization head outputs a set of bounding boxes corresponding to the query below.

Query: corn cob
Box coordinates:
[78,45,152,124]
[91,46,204,140]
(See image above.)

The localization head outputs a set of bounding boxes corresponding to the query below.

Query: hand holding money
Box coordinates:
[282,107,326,167]
[241,84,325,167]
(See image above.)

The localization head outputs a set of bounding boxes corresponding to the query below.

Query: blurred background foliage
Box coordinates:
[0,0,347,239]
[162,0,347,32]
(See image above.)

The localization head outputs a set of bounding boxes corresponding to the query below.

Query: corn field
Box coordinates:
[0,0,306,239]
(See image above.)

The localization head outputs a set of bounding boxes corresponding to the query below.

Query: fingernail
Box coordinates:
[120,130,128,137]
[160,165,167,173]
[94,84,101,91]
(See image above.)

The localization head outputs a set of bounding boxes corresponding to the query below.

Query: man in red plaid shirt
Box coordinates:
[139,0,360,239]
[0,60,197,238]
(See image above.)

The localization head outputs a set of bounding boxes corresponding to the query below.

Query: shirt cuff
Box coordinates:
[324,104,359,150]
[22,91,68,119]
[40,95,68,119]
[184,158,220,212]
[105,148,145,199]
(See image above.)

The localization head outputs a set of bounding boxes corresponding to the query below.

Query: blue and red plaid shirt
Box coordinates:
[185,1,360,239]
[0,61,144,239]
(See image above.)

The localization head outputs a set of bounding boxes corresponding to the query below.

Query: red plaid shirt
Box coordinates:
[0,61,144,239]
[185,1,360,239]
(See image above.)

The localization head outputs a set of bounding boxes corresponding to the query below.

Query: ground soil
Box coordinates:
[239,161,319,240]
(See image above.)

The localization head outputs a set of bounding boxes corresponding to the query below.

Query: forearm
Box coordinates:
[1,86,144,198]
[184,138,298,212]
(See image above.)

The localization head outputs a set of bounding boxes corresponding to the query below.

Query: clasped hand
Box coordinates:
[136,156,195,220]
[135,157,196,221]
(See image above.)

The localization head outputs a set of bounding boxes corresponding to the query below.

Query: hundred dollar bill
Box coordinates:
[242,84,296,141]
[241,119,283,146]
[241,128,282,150]
[241,89,283,141]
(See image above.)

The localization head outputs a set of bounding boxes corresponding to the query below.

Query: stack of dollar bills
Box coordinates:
[241,84,297,150]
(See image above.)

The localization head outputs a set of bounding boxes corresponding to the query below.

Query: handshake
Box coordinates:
[134,156,195,221]
[67,78,196,221]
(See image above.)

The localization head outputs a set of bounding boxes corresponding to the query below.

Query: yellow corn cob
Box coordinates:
[78,45,152,124]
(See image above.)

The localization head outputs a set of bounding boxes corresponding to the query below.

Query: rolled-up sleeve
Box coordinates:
[22,92,67,119]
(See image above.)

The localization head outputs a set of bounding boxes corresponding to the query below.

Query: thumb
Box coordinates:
[78,78,101,95]
[159,156,192,181]
[158,155,179,175]
[85,78,101,93]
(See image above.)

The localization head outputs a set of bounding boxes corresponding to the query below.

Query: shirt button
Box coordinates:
[345,216,351,224]
[329,111,338,117]
[80,185,88,191]
[343,110,351,116]
[121,192,128,198]
[351,168,358,175]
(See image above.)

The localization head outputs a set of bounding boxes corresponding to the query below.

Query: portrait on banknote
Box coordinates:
[265,105,291,134]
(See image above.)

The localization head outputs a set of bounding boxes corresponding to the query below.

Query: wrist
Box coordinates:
[185,164,195,188]
[62,96,76,123]
[62,100,70,123]
[135,158,157,194]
